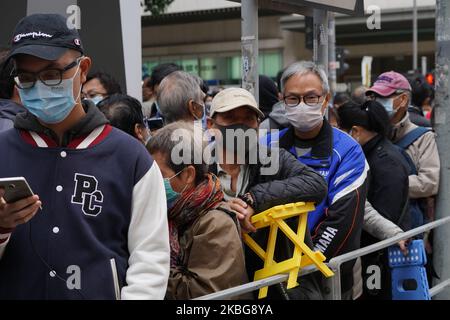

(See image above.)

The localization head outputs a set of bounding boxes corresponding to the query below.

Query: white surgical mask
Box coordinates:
[285,102,325,132]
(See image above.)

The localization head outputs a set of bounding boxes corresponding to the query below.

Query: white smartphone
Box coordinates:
[0,177,35,204]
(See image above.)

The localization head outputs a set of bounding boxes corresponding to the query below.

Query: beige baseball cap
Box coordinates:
[210,87,265,119]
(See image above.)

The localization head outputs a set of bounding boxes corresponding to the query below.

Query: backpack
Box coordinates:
[394,127,431,231]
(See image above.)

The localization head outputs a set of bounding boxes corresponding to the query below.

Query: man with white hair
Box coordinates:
[265,61,369,299]
[156,71,206,129]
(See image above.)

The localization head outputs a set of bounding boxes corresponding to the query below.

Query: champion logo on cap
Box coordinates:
[13,31,53,43]
[74,39,81,46]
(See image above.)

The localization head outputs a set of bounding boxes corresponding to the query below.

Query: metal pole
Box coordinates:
[313,8,329,75]
[241,0,259,103]
[433,0,450,300]
[328,12,337,96]
[421,56,427,76]
[413,0,418,71]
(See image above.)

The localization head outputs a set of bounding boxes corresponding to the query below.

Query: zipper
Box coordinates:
[110,258,121,300]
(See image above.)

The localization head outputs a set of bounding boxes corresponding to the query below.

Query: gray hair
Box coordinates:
[280,61,330,94]
[146,121,207,184]
[157,71,202,124]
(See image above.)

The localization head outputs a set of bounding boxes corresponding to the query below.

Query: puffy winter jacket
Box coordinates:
[210,144,328,299]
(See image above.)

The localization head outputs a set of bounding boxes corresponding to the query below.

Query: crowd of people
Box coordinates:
[0,13,440,300]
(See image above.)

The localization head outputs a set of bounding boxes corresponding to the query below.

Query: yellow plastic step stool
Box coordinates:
[243,202,334,299]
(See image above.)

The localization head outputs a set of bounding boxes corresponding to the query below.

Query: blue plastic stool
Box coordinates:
[388,240,430,300]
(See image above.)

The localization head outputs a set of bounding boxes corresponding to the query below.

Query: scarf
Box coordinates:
[168,173,224,267]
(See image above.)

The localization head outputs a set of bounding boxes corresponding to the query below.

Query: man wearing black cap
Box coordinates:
[0,14,169,300]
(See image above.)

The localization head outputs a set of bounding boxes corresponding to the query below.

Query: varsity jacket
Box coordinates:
[0,101,170,300]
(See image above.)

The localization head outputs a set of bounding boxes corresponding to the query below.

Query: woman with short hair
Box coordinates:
[147,121,249,299]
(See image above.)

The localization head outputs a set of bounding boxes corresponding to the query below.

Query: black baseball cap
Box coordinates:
[7,13,84,61]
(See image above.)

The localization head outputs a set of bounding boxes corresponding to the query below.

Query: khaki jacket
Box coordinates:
[392,113,440,199]
[166,203,249,300]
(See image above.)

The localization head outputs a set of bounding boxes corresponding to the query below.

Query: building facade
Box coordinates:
[141,0,436,89]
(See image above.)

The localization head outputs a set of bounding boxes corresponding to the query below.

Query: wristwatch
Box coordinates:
[239,192,255,209]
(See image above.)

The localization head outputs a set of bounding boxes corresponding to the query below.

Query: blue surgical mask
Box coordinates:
[377,97,396,117]
[90,95,105,106]
[164,178,180,208]
[18,65,81,124]
[164,168,187,208]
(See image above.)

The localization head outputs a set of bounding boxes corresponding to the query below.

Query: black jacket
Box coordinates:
[210,146,328,299]
[362,134,410,246]
[210,146,328,214]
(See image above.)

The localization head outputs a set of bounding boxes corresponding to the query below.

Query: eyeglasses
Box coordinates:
[82,91,108,100]
[12,56,83,89]
[283,94,324,107]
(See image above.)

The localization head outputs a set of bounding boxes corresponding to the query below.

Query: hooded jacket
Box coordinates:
[0,101,170,300]
[0,99,26,133]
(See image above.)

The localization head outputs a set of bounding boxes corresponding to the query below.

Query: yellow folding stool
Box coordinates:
[243,202,334,299]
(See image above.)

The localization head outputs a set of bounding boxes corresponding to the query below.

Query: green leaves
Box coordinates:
[142,0,175,15]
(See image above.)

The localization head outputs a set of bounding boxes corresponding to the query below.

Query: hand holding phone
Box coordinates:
[0,177,41,230]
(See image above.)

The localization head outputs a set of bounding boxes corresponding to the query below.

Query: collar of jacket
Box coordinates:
[14,100,109,147]
[391,112,415,142]
[208,145,271,189]
[362,133,383,157]
[279,119,333,159]
[408,105,424,116]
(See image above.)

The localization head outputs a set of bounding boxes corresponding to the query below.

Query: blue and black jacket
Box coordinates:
[265,120,369,262]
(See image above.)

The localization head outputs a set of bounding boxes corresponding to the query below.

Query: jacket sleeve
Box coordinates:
[312,144,369,259]
[408,131,440,198]
[166,211,248,299]
[363,201,404,240]
[121,162,170,300]
[248,148,328,213]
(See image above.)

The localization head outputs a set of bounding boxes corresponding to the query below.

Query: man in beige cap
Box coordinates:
[208,87,328,300]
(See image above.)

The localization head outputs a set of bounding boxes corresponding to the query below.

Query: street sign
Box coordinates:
[0,0,142,100]
[361,56,373,87]
[229,0,365,16]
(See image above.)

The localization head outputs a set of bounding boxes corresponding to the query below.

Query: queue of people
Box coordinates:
[0,13,441,300]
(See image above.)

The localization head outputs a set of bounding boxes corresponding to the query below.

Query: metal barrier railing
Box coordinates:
[195,216,450,300]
